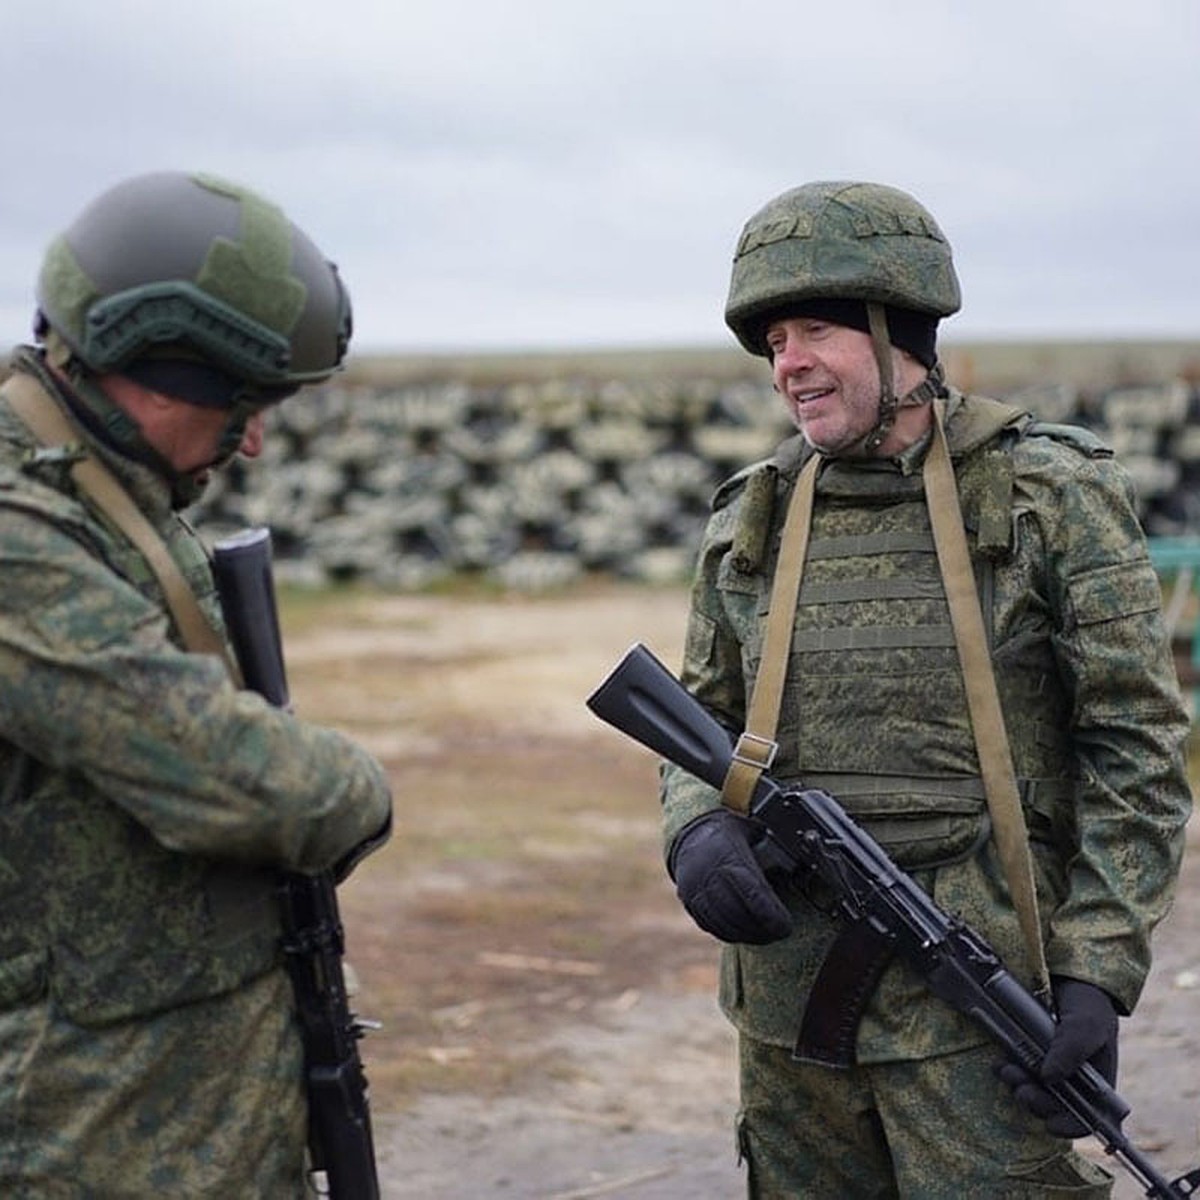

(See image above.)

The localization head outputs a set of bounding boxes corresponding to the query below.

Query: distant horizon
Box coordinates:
[8,3,1197,371]
[347,332,1200,358]
[338,336,1200,392]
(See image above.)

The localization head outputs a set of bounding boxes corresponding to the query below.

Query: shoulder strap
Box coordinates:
[1,373,240,682]
[721,453,820,813]
[925,400,1049,995]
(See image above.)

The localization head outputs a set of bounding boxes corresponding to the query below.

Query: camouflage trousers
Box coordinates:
[736,1035,1114,1198]
[0,967,308,1198]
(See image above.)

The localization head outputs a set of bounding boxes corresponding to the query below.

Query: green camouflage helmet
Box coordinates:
[725,181,961,356]
[36,171,351,387]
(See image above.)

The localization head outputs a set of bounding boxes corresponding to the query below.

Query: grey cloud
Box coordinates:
[3,0,1198,352]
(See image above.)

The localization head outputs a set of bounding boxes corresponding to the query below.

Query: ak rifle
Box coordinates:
[213,527,381,1200]
[586,642,1200,1200]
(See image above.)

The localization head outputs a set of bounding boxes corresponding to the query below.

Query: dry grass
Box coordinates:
[276,580,702,1108]
[272,577,1200,1124]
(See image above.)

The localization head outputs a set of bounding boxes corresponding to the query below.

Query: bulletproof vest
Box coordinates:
[742,404,1076,869]
[0,372,282,1026]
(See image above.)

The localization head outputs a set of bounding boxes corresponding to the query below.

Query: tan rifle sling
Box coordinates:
[2,372,241,683]
[721,403,1050,995]
[721,452,820,815]
[924,401,1049,993]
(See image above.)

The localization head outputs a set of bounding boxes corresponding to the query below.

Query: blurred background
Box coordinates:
[6,1,1199,592]
[6,4,1198,1194]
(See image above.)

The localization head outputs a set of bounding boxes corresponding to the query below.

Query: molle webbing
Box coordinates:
[793,532,954,651]
[805,530,935,559]
[796,578,945,604]
[790,625,958,654]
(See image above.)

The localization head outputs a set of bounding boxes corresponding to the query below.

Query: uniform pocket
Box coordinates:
[813,780,990,870]
[1068,560,1162,627]
[1003,1148,1113,1196]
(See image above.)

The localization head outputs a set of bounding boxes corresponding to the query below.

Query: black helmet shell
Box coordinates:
[36,171,351,386]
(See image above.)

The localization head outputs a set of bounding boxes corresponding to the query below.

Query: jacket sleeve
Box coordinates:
[659,496,752,856]
[0,505,392,876]
[1024,440,1192,1012]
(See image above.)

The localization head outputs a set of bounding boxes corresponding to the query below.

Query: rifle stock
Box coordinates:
[586,642,735,791]
[586,642,1200,1200]
[212,527,381,1200]
[210,527,289,707]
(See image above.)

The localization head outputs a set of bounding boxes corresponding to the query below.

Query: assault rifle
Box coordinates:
[586,642,1200,1200]
[213,527,381,1200]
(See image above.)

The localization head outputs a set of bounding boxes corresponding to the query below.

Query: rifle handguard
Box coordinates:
[212,527,381,1200]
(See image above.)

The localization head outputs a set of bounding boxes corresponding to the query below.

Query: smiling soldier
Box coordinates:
[659,180,1192,1198]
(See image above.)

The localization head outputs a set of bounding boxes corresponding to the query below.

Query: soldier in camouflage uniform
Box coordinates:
[660,181,1192,1197]
[0,172,392,1196]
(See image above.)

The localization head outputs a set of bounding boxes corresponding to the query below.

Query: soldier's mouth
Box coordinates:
[791,386,835,406]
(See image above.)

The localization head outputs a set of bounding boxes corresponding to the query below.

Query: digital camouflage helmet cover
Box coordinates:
[726,181,962,452]
[725,180,961,357]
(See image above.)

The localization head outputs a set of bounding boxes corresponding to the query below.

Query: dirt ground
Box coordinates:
[279,580,1200,1200]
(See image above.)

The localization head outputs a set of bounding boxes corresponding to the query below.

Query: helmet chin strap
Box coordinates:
[40,329,241,509]
[852,301,944,457]
[861,302,898,455]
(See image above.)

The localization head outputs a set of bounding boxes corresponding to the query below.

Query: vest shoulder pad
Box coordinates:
[945,393,1031,455]
[711,432,809,512]
[1022,420,1114,459]
[712,459,765,513]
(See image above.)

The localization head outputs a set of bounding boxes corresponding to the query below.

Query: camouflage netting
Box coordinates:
[188,367,1200,591]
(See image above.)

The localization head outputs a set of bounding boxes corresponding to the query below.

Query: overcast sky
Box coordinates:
[4,0,1198,356]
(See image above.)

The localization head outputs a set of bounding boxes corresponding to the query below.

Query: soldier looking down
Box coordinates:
[660,180,1192,1197]
[0,171,392,1196]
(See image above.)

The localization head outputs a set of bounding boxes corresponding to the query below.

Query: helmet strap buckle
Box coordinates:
[863,302,897,453]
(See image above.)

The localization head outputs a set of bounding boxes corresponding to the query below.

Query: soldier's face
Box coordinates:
[765,317,887,455]
[98,371,268,482]
[159,405,266,476]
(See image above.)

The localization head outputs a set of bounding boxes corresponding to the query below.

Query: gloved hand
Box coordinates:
[996,977,1120,1138]
[668,810,794,945]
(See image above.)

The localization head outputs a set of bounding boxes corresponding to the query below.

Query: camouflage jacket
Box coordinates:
[661,389,1192,1061]
[0,352,392,1027]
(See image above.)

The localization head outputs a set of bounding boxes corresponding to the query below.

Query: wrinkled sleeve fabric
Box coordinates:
[0,504,392,876]
[660,497,749,856]
[1021,442,1192,1012]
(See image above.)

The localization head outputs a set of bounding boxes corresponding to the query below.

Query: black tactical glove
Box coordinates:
[668,810,794,945]
[996,976,1120,1138]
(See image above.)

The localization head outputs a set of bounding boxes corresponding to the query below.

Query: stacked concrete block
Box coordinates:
[190,363,1200,589]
